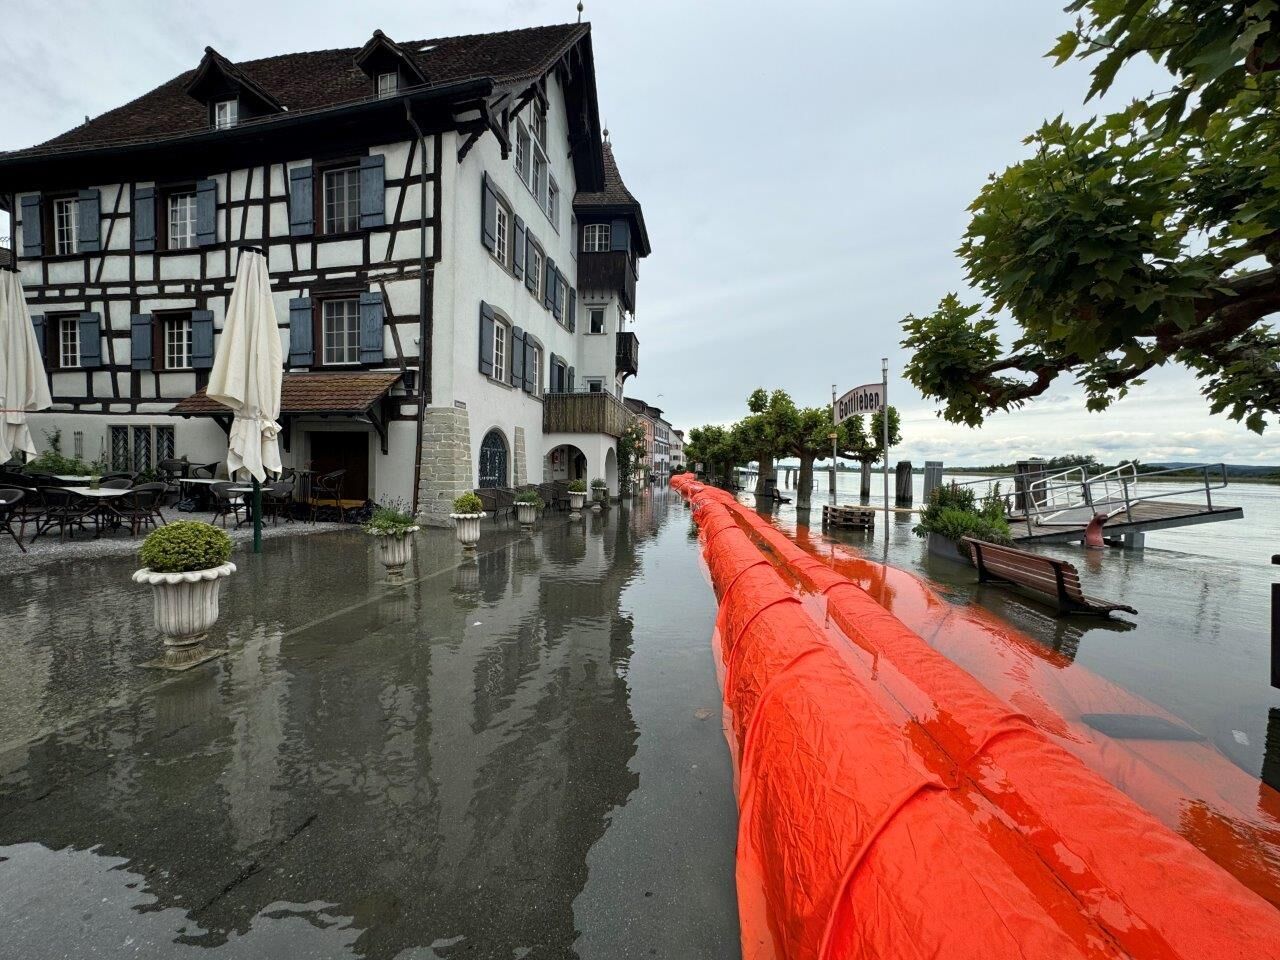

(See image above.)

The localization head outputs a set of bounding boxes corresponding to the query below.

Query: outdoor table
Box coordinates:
[54,474,90,483]
[62,486,131,538]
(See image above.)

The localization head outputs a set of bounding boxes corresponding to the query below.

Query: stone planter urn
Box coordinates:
[372,528,418,584]
[132,562,236,670]
[591,487,607,512]
[568,492,586,519]
[451,512,486,550]
[516,501,539,527]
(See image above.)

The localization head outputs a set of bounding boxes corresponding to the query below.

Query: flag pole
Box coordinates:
[252,476,263,553]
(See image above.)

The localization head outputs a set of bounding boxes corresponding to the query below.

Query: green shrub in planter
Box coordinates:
[453,491,484,514]
[567,479,587,494]
[514,489,545,509]
[912,482,1013,548]
[590,477,607,489]
[139,521,233,573]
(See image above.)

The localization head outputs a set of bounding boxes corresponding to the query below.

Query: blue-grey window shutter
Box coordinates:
[552,268,565,320]
[544,257,556,310]
[130,314,153,370]
[77,312,102,368]
[568,288,577,332]
[359,155,386,229]
[133,187,156,252]
[289,166,314,237]
[30,314,45,355]
[524,233,538,292]
[288,298,313,366]
[195,179,218,246]
[523,338,536,393]
[478,302,496,376]
[610,218,630,252]
[567,365,575,392]
[358,291,385,364]
[513,216,526,278]
[480,173,497,251]
[20,195,42,258]
[510,326,525,388]
[191,310,215,369]
[77,190,101,253]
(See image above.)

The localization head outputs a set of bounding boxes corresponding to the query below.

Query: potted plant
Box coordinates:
[132,520,235,670]
[590,477,608,507]
[912,482,1013,563]
[567,479,587,518]
[450,491,486,549]
[365,498,419,584]
[514,489,543,527]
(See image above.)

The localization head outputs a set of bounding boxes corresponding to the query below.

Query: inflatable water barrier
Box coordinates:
[670,475,1280,960]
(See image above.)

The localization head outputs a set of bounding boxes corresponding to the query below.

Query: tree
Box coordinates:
[786,405,833,510]
[616,420,647,495]
[685,424,742,486]
[902,3,1280,434]
[839,407,902,496]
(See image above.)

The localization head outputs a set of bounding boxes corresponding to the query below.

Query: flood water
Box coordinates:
[769,469,1280,787]
[0,492,739,958]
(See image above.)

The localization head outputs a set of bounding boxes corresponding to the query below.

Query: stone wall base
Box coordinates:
[417,406,473,527]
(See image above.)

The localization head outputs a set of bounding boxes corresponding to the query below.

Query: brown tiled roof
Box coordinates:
[171,372,401,417]
[20,24,587,156]
[575,140,637,209]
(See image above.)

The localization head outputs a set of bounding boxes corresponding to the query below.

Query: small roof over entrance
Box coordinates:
[172,371,402,453]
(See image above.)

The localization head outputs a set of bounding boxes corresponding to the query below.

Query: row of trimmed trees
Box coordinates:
[684,388,901,509]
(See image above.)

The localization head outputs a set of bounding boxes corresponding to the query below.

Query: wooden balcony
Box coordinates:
[542,390,633,438]
[616,331,639,377]
[577,250,637,313]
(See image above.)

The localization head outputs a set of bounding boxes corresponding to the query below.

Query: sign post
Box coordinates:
[881,357,890,541]
[830,384,838,504]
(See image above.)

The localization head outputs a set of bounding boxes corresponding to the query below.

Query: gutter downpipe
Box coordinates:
[406,100,432,514]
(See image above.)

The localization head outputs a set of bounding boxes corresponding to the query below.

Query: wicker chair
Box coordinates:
[310,470,347,523]
[210,481,247,528]
[191,461,221,480]
[264,480,295,525]
[10,485,44,543]
[0,488,26,552]
[33,488,97,541]
[109,482,167,536]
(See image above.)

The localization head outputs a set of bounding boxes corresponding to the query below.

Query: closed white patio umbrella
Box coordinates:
[0,268,53,464]
[206,248,283,551]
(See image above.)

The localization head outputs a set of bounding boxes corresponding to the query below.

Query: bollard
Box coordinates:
[895,461,913,505]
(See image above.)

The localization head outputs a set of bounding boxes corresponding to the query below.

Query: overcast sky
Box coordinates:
[2,0,1274,465]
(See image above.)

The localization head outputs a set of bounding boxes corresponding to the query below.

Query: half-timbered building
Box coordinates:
[0,22,649,523]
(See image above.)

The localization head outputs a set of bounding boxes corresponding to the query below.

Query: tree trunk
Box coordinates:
[860,459,872,498]
[797,456,815,510]
[755,455,774,496]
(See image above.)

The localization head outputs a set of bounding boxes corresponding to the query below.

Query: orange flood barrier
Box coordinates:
[670,474,1280,960]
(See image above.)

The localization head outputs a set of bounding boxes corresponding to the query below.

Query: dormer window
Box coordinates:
[376,72,398,98]
[214,99,238,130]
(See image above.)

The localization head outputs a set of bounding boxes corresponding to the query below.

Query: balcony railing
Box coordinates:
[615,331,639,377]
[542,389,633,438]
[577,250,637,313]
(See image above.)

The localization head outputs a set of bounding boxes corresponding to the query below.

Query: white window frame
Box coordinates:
[214,99,238,130]
[514,122,530,185]
[53,197,78,256]
[531,149,547,206]
[492,320,508,382]
[546,176,559,228]
[588,307,606,335]
[164,315,193,370]
[376,72,399,98]
[321,298,361,366]
[583,223,610,253]
[493,202,510,268]
[531,346,542,394]
[322,165,362,235]
[531,107,546,146]
[585,377,604,394]
[167,191,198,250]
[528,246,543,301]
[59,316,80,369]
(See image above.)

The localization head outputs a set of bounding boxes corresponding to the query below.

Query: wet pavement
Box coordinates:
[0,490,739,959]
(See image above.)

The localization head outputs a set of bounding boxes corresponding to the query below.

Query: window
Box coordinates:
[58,316,80,369]
[586,378,604,393]
[551,359,567,393]
[493,202,510,267]
[589,308,606,335]
[376,72,398,98]
[492,321,507,381]
[167,191,197,250]
[528,245,543,301]
[556,276,568,318]
[571,216,577,259]
[322,298,360,365]
[53,197,78,255]
[164,315,193,369]
[214,99,238,130]
[514,122,530,184]
[111,425,173,472]
[583,223,610,253]
[531,107,546,145]
[322,166,361,234]
[546,177,559,226]
[479,430,508,488]
[532,151,547,205]
[531,346,542,393]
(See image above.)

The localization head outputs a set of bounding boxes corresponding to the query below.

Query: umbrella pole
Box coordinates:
[252,477,263,554]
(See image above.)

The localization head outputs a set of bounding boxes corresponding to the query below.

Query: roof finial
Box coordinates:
[577,1,584,23]
[603,122,609,144]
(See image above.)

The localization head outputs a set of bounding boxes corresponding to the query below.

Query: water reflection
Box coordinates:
[0,503,684,957]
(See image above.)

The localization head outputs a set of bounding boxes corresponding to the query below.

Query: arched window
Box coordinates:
[478,429,508,489]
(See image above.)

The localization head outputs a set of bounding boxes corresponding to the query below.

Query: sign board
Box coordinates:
[834,382,884,425]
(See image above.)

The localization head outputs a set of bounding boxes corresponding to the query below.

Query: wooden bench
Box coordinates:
[963,537,1137,618]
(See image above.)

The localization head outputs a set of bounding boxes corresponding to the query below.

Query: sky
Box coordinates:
[1,0,1275,466]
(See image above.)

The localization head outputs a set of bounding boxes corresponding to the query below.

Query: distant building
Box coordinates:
[670,428,684,471]
[623,396,670,482]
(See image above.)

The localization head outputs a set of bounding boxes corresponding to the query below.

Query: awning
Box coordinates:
[172,371,402,453]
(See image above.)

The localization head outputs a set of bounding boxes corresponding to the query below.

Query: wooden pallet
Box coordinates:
[821,504,875,529]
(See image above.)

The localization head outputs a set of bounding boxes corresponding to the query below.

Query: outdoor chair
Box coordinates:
[156,459,189,502]
[210,482,248,528]
[191,461,221,480]
[264,480,295,525]
[10,485,44,543]
[33,487,98,542]
[101,478,133,489]
[0,488,27,553]
[109,483,167,536]
[310,470,347,523]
